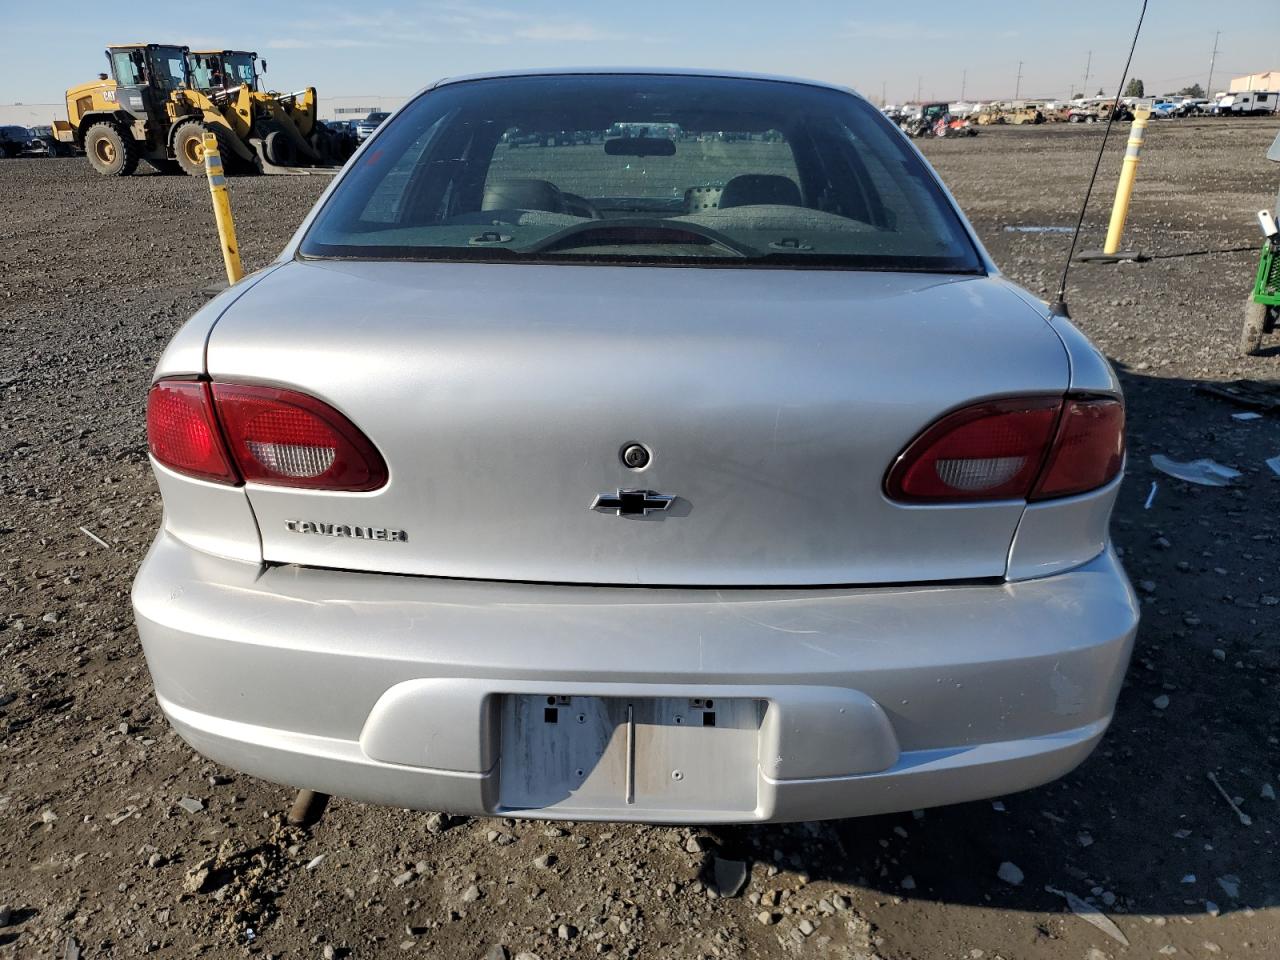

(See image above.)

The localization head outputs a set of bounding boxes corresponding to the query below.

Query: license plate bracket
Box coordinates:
[498,694,761,815]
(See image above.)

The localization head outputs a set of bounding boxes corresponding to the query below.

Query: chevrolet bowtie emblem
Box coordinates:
[591,489,675,516]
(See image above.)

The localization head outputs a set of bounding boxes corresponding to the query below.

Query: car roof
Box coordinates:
[429,67,863,101]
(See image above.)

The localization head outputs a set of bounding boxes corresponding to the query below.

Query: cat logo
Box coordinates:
[103,89,116,102]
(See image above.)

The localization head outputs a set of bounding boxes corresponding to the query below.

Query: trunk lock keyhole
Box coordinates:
[621,443,651,469]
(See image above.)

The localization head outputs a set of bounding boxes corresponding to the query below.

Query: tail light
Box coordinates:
[886,395,1123,503]
[146,381,238,484]
[1030,398,1125,500]
[146,380,387,491]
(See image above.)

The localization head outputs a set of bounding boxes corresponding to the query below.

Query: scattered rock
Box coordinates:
[392,870,415,887]
[532,853,556,870]
[460,884,482,904]
[557,923,576,941]
[183,865,211,894]
[425,812,448,834]
[997,862,1024,886]
[176,797,204,814]
[1152,694,1170,710]
[798,918,816,936]
[483,947,509,960]
[901,875,916,890]
[1216,875,1240,899]
[1262,783,1276,800]
[757,911,777,926]
[322,945,336,960]
[306,855,326,871]
[0,905,11,927]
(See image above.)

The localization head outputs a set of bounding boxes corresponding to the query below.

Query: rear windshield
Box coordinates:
[301,74,983,272]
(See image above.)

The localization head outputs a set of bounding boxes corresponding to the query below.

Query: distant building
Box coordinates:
[0,103,63,127]
[320,95,407,121]
[1230,72,1280,93]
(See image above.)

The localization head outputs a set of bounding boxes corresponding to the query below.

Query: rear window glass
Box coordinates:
[301,74,983,273]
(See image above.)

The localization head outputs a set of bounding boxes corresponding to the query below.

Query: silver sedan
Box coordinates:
[132,69,1137,823]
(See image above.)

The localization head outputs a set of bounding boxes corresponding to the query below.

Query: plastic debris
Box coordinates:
[1207,772,1252,826]
[1045,885,1130,947]
[1144,481,1158,509]
[997,861,1024,886]
[1231,411,1263,421]
[78,526,110,549]
[1150,455,1242,487]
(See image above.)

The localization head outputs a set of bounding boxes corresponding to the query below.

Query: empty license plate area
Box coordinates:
[498,695,762,815]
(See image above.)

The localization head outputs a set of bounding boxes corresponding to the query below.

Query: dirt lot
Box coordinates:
[1,118,1278,960]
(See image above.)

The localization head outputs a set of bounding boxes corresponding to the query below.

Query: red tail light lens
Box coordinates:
[1030,398,1125,500]
[146,380,238,484]
[886,395,1124,503]
[211,383,388,491]
[886,398,1061,501]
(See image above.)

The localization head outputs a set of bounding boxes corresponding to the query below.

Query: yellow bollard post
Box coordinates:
[1102,106,1150,255]
[202,133,244,285]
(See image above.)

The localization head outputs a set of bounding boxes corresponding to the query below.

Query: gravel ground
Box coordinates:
[1,118,1278,960]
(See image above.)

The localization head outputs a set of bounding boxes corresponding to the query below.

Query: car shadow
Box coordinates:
[689,364,1279,921]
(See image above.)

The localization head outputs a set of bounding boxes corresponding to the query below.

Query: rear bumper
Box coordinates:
[132,532,1138,823]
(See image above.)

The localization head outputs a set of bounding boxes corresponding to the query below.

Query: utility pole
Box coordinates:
[1015,61,1024,99]
[1081,50,1092,98]
[1206,30,1220,98]
[916,75,922,103]
[881,81,887,106]
[961,69,967,101]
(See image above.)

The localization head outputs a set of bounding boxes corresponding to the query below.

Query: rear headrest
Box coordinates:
[719,174,802,209]
[482,178,566,213]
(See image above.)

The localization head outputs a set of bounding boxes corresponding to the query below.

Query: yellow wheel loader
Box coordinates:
[54,43,349,177]
[185,49,355,171]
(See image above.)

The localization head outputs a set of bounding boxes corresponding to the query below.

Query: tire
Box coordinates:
[84,122,138,176]
[1241,297,1269,356]
[172,120,209,176]
[264,129,296,166]
[308,129,333,164]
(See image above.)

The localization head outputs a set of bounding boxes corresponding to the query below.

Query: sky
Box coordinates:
[1,0,1276,106]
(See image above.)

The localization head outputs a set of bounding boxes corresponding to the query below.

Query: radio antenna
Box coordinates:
[1051,0,1149,318]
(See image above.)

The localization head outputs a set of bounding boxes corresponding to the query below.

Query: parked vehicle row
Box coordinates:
[0,124,74,157]
[884,91,1278,126]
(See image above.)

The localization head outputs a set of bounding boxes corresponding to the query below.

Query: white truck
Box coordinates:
[1212,91,1280,116]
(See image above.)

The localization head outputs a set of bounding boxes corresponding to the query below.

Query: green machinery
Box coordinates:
[1242,130,1280,355]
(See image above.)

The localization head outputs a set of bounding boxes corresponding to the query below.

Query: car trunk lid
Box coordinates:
[205,259,1067,586]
